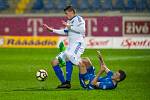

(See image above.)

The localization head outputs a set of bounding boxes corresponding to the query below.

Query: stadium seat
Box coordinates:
[125,0,136,10]
[136,0,147,11]
[101,0,113,10]
[44,0,54,10]
[70,0,78,8]
[0,0,9,10]
[32,0,44,10]
[57,0,66,10]
[114,0,125,10]
[79,0,89,11]
[91,0,101,10]
[147,0,150,11]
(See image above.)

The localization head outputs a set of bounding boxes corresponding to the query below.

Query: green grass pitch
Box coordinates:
[0,48,150,100]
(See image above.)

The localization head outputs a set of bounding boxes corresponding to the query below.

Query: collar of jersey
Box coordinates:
[69,15,77,21]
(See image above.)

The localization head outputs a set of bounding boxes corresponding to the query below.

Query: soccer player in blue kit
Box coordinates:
[57,42,126,90]
[79,51,126,90]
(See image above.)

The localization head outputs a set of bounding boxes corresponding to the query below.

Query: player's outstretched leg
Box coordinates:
[58,41,66,67]
[66,60,73,86]
[59,41,66,52]
[51,58,72,89]
[51,59,67,88]
[82,57,95,75]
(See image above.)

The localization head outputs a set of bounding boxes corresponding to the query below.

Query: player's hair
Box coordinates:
[118,70,126,82]
[64,5,76,14]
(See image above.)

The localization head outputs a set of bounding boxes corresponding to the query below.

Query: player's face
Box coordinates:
[112,71,120,81]
[65,11,74,19]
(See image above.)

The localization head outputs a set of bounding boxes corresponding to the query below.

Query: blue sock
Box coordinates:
[66,61,73,82]
[87,66,95,75]
[53,65,65,83]
[79,73,94,90]
[79,73,87,88]
[79,73,90,80]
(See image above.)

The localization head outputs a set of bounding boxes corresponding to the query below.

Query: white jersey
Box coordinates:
[53,15,86,47]
[53,15,86,65]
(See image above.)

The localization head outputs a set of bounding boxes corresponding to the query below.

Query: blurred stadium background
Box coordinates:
[0,0,150,14]
[0,0,150,100]
[0,0,150,49]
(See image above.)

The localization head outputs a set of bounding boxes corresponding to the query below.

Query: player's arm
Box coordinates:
[97,51,110,73]
[62,18,85,33]
[43,24,67,35]
[91,64,105,86]
[91,51,110,86]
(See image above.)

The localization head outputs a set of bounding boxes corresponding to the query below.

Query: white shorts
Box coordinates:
[56,42,85,65]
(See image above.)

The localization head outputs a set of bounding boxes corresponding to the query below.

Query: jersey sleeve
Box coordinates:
[53,27,68,35]
[106,71,113,78]
[69,16,85,33]
[95,71,115,90]
[97,81,115,90]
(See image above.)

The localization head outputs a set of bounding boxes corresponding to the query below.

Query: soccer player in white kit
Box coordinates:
[43,6,86,89]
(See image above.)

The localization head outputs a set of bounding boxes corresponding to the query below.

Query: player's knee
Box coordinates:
[81,57,92,67]
[78,60,86,68]
[65,51,71,58]
[51,59,59,66]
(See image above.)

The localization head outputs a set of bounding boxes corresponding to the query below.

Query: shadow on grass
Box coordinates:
[0,87,83,92]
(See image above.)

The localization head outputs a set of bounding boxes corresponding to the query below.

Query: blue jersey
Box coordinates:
[79,71,117,90]
[96,71,117,90]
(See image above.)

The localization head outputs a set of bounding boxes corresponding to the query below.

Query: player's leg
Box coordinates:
[81,57,95,75]
[58,41,66,67]
[51,58,65,85]
[62,42,86,88]
[58,41,73,86]
[65,42,85,65]
[78,60,95,89]
[65,54,95,89]
[60,41,85,86]
[52,52,72,89]
[59,41,66,52]
[64,42,87,86]
[66,60,73,84]
[64,42,96,89]
[78,60,88,88]
[62,43,74,85]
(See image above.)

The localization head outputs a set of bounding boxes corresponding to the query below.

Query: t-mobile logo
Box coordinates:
[85,18,98,36]
[27,18,43,36]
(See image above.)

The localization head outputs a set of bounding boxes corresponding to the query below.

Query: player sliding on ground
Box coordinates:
[43,6,86,89]
[79,51,126,90]
[57,42,126,90]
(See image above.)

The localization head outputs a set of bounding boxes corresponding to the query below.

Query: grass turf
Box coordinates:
[0,48,150,100]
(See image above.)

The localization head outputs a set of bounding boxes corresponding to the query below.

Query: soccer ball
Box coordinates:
[36,69,48,81]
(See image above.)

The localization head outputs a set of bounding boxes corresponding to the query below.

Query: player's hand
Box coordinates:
[97,51,102,59]
[100,65,105,70]
[91,78,97,86]
[62,21,71,29]
[42,24,53,32]
[97,51,106,66]
[97,51,104,64]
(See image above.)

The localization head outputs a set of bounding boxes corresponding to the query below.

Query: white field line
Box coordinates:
[107,55,150,61]
[89,55,150,61]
